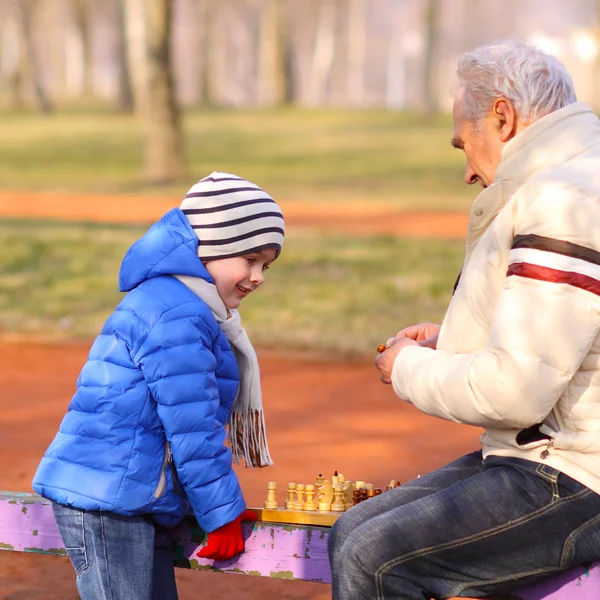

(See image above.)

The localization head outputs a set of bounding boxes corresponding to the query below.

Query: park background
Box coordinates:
[1,0,599,598]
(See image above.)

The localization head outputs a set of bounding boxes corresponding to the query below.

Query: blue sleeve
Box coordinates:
[135,303,245,532]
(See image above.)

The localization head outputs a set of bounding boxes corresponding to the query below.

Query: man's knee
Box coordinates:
[327,511,351,558]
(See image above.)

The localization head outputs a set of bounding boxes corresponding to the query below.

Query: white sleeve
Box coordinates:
[391,181,600,428]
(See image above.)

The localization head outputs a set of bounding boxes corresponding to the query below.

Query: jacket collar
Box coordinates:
[495,102,600,195]
[463,103,600,260]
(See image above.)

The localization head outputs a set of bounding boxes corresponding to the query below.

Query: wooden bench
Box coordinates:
[2,491,599,599]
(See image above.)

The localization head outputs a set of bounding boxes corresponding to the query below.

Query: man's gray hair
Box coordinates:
[456,39,577,124]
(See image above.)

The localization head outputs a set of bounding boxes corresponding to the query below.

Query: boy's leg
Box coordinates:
[333,455,600,600]
[328,450,484,589]
[52,503,157,600]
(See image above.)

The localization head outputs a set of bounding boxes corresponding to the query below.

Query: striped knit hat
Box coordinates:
[181,172,284,260]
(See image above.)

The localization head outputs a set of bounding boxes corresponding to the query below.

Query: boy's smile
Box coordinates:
[204,247,278,309]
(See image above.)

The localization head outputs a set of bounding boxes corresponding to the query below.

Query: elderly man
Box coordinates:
[328,40,600,600]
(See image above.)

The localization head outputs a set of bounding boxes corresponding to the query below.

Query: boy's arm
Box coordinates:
[135,304,245,533]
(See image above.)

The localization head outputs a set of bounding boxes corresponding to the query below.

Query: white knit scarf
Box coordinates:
[174,274,273,468]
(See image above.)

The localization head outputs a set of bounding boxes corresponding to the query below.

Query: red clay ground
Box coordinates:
[0,191,469,238]
[0,194,475,598]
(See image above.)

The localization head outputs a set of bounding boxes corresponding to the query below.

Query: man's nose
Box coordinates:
[464,163,479,185]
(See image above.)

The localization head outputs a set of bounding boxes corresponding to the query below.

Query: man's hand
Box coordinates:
[375,336,419,384]
[395,322,441,350]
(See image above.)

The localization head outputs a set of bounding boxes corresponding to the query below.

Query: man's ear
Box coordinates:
[493,98,518,142]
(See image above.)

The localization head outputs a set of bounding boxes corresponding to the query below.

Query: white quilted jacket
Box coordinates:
[392,102,600,494]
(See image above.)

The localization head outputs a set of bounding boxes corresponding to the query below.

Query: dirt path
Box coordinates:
[0,341,481,600]
[0,191,469,238]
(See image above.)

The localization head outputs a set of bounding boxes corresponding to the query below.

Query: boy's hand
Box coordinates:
[196,509,257,561]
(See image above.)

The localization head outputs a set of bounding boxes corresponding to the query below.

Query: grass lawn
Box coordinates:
[0,220,464,355]
[0,108,474,211]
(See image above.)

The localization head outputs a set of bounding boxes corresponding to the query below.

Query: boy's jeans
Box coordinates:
[328,451,600,600]
[52,503,178,600]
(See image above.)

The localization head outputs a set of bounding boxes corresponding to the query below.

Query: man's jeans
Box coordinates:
[52,503,178,600]
[328,451,600,599]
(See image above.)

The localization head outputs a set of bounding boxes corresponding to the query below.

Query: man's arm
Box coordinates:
[389,182,600,428]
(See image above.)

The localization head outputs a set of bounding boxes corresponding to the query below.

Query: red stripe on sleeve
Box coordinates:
[507,262,600,296]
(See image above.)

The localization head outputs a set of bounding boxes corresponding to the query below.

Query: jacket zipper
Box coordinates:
[152,440,173,500]
[540,440,554,460]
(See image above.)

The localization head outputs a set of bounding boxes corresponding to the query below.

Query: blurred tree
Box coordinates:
[1,3,24,109]
[115,0,134,112]
[257,0,292,106]
[421,0,440,118]
[68,0,93,99]
[306,0,337,106]
[126,0,184,183]
[196,0,222,107]
[346,0,366,106]
[11,0,52,113]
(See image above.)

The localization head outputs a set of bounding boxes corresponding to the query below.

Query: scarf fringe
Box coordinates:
[228,409,274,468]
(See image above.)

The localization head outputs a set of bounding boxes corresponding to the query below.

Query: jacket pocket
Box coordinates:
[152,440,173,501]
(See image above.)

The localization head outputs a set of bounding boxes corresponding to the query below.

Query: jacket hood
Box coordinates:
[119,208,214,292]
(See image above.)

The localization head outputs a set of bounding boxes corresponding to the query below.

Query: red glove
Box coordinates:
[196,509,257,561]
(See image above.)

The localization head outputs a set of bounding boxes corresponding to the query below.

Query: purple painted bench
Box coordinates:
[1,491,599,598]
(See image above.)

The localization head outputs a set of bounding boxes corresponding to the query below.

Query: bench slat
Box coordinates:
[1,491,599,597]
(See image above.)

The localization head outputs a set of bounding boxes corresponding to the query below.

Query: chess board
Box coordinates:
[250,506,341,526]
[255,473,401,526]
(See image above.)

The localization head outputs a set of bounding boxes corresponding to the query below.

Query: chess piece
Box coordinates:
[343,480,356,510]
[331,484,346,512]
[352,489,362,506]
[358,488,368,503]
[316,474,324,487]
[373,488,383,497]
[303,484,318,511]
[355,480,366,490]
[366,488,375,499]
[264,481,278,509]
[331,470,339,487]
[386,480,401,491]
[294,483,305,510]
[285,482,297,509]
[318,480,334,511]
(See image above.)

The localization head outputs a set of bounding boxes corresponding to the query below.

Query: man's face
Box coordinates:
[451,88,505,188]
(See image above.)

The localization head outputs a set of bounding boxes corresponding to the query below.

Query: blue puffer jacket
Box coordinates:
[33,208,245,532]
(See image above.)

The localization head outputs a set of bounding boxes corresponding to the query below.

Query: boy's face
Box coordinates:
[204,247,278,309]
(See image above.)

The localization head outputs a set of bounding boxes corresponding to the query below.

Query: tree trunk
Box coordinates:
[14,0,52,113]
[69,0,93,98]
[126,0,185,183]
[197,0,224,107]
[346,0,366,107]
[1,6,24,109]
[385,0,405,110]
[115,0,134,112]
[306,0,336,106]
[421,0,440,118]
[257,0,291,106]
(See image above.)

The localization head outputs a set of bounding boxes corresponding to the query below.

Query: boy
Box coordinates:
[33,172,284,600]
